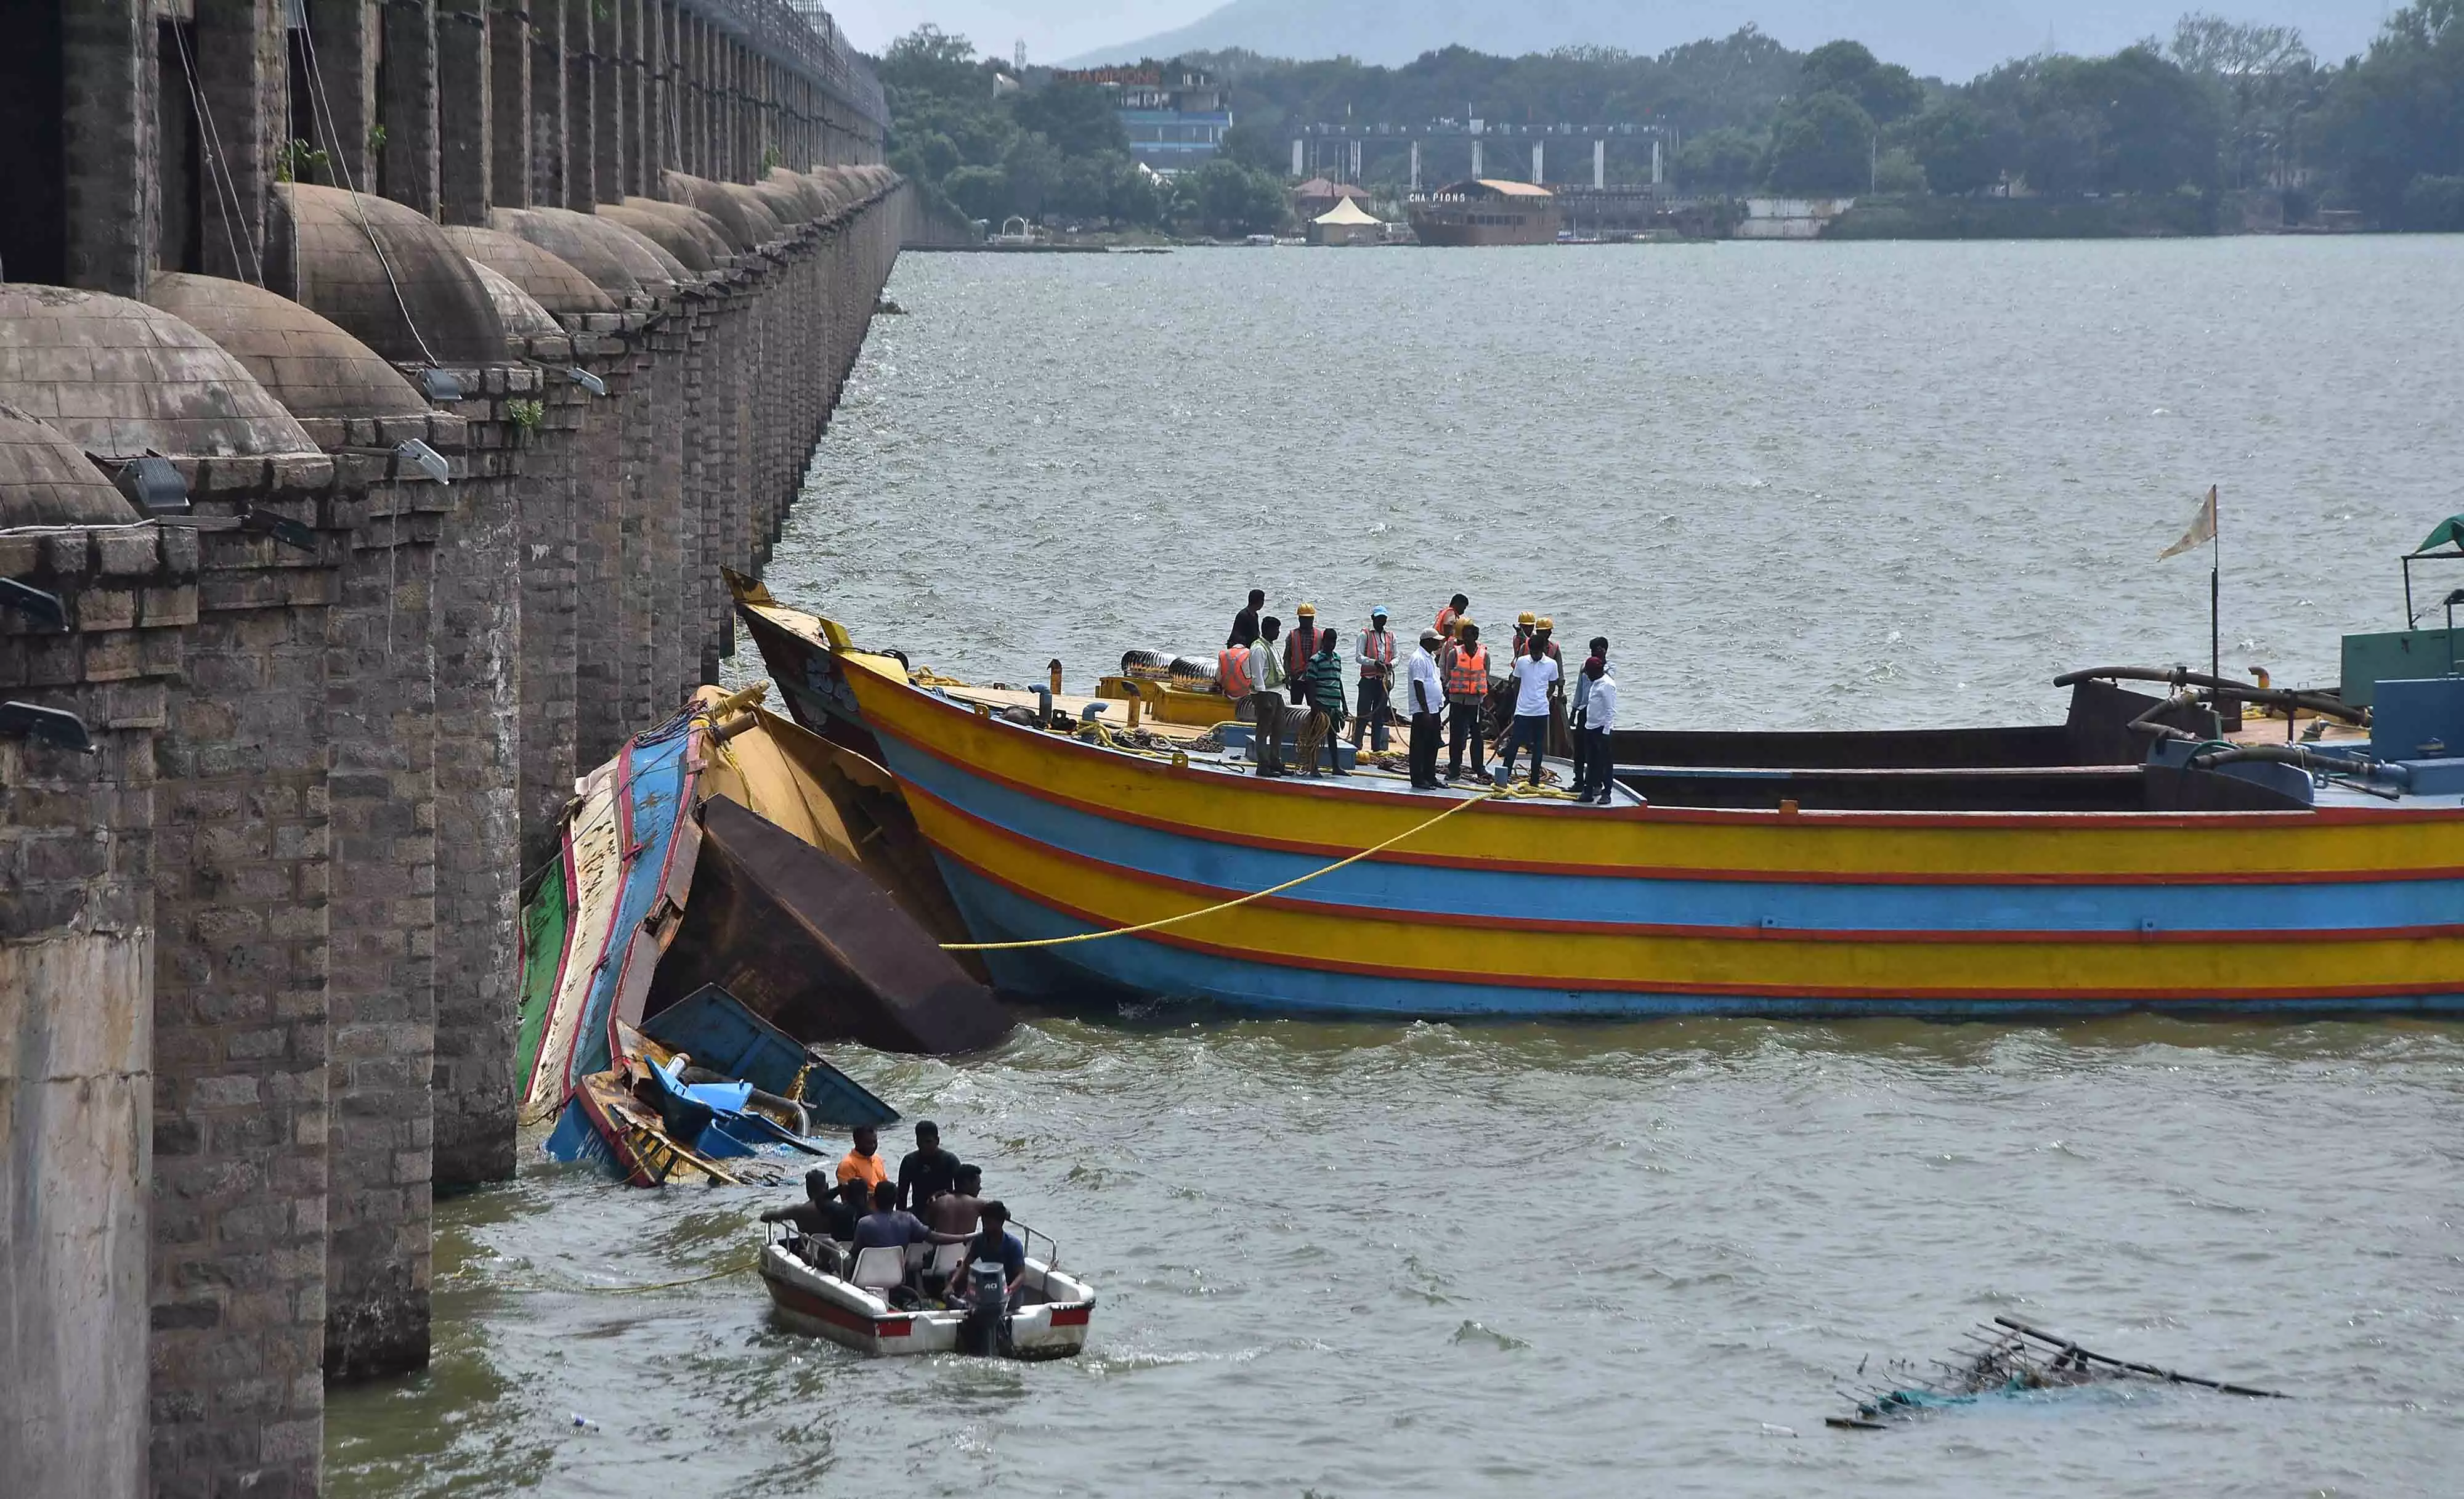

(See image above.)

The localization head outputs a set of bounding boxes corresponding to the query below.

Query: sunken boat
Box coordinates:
[729,529,2464,1021]
[517,682,1009,1182]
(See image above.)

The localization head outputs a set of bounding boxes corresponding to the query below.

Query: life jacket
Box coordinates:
[1284,624,1320,680]
[1360,629,1395,673]
[1217,646,1252,698]
[1443,645,1490,702]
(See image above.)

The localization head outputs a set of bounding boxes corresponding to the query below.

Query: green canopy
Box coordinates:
[2414,516,2464,554]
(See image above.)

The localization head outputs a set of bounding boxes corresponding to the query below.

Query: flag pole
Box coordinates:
[2209,485,2221,691]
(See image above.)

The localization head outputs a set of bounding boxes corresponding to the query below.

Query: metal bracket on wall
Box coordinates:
[110,454,190,516]
[0,578,67,632]
[0,700,97,754]
[240,505,318,553]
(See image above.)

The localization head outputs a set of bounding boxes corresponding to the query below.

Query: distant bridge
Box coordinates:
[1289,120,1677,192]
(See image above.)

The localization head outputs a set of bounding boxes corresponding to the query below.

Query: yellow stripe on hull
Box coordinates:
[842,656,2464,884]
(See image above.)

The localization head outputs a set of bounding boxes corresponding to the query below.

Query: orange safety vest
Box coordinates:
[1217,646,1252,698]
[1435,606,1459,639]
[1443,645,1489,702]
[1360,629,1395,670]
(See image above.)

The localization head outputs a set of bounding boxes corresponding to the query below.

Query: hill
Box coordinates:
[1062,0,2385,84]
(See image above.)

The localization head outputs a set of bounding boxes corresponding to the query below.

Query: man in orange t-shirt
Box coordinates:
[835,1124,890,1191]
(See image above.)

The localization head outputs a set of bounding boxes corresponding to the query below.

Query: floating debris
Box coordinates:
[1828,1316,2288,1430]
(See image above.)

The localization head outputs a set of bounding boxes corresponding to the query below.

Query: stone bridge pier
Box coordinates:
[0,1,904,1493]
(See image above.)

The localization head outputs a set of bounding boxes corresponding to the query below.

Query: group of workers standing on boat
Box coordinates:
[760,1120,1027,1309]
[1217,590,1619,802]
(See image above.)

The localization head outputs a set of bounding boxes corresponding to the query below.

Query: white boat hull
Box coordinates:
[759,1244,1095,1359]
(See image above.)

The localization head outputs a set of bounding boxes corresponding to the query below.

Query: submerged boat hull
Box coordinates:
[839,654,2464,1019]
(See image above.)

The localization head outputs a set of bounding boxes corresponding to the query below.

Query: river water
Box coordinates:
[328,240,2464,1496]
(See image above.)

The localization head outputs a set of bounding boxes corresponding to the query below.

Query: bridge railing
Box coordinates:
[691,0,887,125]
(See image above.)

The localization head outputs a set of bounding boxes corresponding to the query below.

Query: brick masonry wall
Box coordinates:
[148,466,339,1499]
[321,466,444,1384]
[1,519,192,1499]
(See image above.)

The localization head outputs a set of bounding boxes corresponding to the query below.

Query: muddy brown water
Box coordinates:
[330,239,2464,1497]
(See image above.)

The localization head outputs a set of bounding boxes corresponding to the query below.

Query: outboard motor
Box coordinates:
[958,1260,1010,1357]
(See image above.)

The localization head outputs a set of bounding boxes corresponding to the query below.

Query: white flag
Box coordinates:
[2160,485,2218,561]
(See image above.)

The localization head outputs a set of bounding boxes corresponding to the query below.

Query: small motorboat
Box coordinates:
[758,1227,1096,1360]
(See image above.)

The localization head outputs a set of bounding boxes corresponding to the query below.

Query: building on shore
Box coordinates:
[1052,62,1231,174]
[1293,177,1376,221]
[1309,197,1385,246]
[1405,179,1562,246]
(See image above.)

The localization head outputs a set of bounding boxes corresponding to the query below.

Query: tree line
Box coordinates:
[880,3,2463,233]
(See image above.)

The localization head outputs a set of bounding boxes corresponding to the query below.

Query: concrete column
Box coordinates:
[1594,138,1607,190]
[1409,139,1420,192]
[192,0,282,285]
[438,0,492,224]
[620,0,646,196]
[430,415,525,1193]
[151,498,335,1499]
[529,0,565,207]
[1348,139,1362,181]
[1653,138,1664,186]
[490,0,531,208]
[593,0,622,203]
[304,0,378,194]
[1470,139,1482,179]
[323,473,442,1384]
[379,0,441,217]
[60,0,152,295]
[0,521,192,1498]
[1532,142,1544,184]
[564,0,594,208]
[638,0,665,189]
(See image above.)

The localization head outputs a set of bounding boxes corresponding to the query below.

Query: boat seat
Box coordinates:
[849,1246,907,1292]
[923,1241,968,1279]
[902,1241,934,1271]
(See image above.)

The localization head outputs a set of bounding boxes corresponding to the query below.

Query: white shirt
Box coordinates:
[1510,654,1560,718]
[1248,640,1282,693]
[1405,646,1445,716]
[1585,671,1618,731]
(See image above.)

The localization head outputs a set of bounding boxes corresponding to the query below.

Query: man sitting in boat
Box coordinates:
[760,1170,867,1273]
[853,1181,973,1305]
[924,1163,986,1237]
[946,1200,1029,1314]
[836,1125,890,1192]
[896,1119,961,1214]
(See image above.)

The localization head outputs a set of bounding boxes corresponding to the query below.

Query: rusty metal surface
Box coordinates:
[647,795,1013,1055]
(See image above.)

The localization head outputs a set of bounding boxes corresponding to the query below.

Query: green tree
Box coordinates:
[1182,158,1286,234]
[1011,84,1131,158]
[942,165,1010,223]
[1217,121,1289,174]
[2319,0,2464,222]
[1798,38,1924,124]
[1873,147,1928,193]
[1908,99,2000,193]
[1002,132,1064,219]
[1764,92,1877,193]
[1673,127,1762,189]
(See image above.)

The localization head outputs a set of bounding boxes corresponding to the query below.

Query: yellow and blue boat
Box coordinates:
[733,560,2464,1020]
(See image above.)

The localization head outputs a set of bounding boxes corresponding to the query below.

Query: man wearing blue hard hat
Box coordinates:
[1352,606,1397,755]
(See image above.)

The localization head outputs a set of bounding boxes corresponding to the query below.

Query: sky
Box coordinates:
[825,1,1218,64]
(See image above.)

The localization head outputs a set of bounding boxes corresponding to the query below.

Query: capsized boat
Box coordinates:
[736,567,2464,1020]
[516,683,1010,1182]
[758,1227,1095,1360]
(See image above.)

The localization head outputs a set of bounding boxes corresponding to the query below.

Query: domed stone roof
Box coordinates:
[468,262,564,340]
[600,219,692,288]
[753,172,814,224]
[0,285,317,459]
[612,198,733,267]
[487,207,647,299]
[718,184,788,244]
[662,171,760,251]
[144,273,427,421]
[439,225,615,314]
[270,184,506,365]
[0,402,138,527]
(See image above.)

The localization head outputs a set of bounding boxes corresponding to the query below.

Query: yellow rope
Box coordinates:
[500,1254,760,1296]
[940,786,1502,952]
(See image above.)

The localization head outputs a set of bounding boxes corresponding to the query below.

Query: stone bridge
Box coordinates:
[0,2,920,1493]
